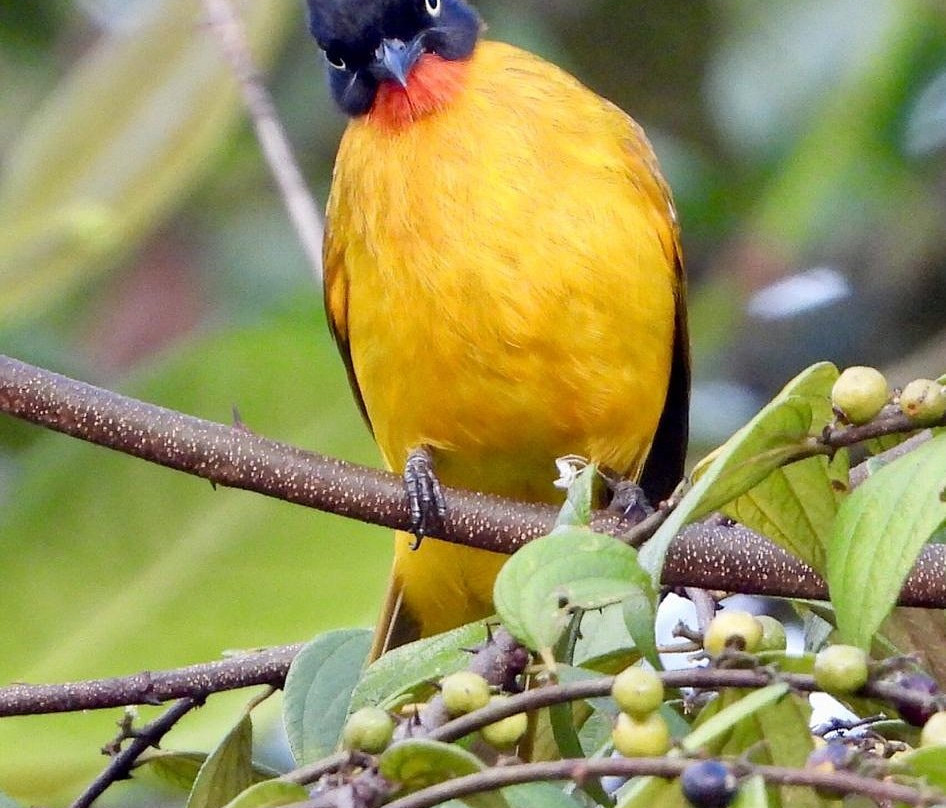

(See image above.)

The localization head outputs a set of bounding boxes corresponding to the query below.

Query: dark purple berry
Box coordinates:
[680,760,738,808]
[893,672,940,727]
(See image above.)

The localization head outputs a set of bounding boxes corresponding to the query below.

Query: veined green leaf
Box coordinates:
[350,622,489,711]
[186,715,254,808]
[221,780,309,808]
[283,629,372,764]
[494,529,654,654]
[640,363,838,583]
[828,432,946,649]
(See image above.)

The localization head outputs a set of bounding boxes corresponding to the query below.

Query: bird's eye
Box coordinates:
[425,0,442,17]
[326,52,346,70]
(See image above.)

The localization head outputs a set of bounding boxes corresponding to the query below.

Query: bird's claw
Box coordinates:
[607,479,654,528]
[404,447,447,547]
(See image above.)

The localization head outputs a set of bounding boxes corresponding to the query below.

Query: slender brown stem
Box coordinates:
[71,698,200,808]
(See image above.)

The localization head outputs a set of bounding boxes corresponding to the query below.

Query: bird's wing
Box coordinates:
[640,255,690,504]
[622,121,691,503]
[323,220,374,434]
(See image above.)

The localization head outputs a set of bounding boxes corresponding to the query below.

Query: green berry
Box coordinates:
[813,645,869,694]
[920,711,946,747]
[831,366,889,425]
[440,671,491,716]
[703,611,763,656]
[480,696,528,749]
[611,666,664,718]
[680,760,738,808]
[611,710,671,757]
[342,706,394,753]
[756,615,787,652]
[900,379,946,425]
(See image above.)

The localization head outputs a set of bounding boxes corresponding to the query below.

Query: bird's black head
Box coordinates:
[307,0,482,116]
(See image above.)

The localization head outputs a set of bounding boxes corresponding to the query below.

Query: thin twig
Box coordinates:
[202,0,325,281]
[71,697,200,808]
[296,757,937,808]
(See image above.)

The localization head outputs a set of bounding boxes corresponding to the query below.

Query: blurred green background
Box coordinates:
[1,0,944,803]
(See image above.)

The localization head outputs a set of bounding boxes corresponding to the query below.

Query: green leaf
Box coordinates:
[351,622,489,711]
[722,452,848,572]
[494,529,655,653]
[572,604,641,672]
[547,700,613,806]
[615,775,685,808]
[899,745,946,789]
[827,432,946,649]
[187,714,254,808]
[136,751,278,792]
[555,463,597,528]
[504,783,584,808]
[640,362,838,583]
[283,629,372,764]
[221,780,309,808]
[0,0,293,325]
[681,683,790,753]
[622,587,660,670]
[731,775,767,808]
[378,739,488,797]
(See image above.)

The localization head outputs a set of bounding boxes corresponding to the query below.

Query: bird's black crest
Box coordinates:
[307,0,482,116]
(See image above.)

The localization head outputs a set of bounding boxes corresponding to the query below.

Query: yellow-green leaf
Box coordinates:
[187,714,254,808]
[828,432,946,649]
[640,362,838,581]
[221,780,309,808]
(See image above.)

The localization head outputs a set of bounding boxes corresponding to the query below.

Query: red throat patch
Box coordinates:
[370,53,469,131]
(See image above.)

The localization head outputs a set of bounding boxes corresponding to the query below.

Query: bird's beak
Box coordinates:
[374,36,425,88]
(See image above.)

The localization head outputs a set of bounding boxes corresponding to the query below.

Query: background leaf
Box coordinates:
[221,780,309,808]
[828,432,946,649]
[282,629,372,765]
[187,714,254,808]
[135,751,278,792]
[0,0,294,325]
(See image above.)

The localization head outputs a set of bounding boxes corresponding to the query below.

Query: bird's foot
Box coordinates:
[606,478,654,528]
[404,446,447,548]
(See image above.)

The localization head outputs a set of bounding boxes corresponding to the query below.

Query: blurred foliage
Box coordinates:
[0,0,945,803]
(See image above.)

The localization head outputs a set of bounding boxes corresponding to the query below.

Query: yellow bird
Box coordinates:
[308,0,689,658]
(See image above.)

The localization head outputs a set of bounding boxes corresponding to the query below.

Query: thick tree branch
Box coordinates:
[2,354,946,622]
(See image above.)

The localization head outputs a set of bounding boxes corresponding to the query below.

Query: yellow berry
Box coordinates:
[900,379,946,425]
[612,711,671,757]
[342,706,394,753]
[440,671,491,716]
[831,366,889,425]
[611,666,664,718]
[703,611,763,656]
[813,645,869,694]
[479,696,528,749]
[920,711,946,747]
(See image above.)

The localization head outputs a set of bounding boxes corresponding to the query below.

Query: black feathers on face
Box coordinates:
[307,0,482,116]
